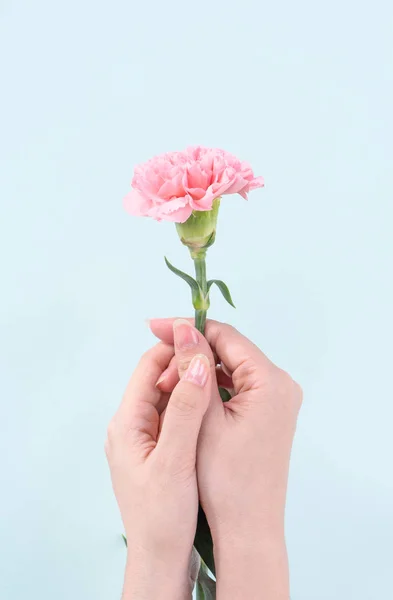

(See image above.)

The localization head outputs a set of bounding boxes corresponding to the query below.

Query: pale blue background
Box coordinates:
[1,0,392,598]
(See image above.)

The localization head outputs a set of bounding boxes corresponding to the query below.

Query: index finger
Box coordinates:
[148,318,273,374]
[118,342,174,422]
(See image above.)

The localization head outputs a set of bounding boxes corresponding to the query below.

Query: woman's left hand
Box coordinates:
[105,338,212,600]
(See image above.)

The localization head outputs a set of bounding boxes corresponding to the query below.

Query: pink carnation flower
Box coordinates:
[124,146,264,223]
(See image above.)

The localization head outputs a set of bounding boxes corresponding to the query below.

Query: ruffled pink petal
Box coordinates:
[249,176,265,190]
[189,188,216,211]
[124,146,264,221]
[148,196,193,223]
[211,157,226,183]
[186,187,208,201]
[199,153,215,181]
[123,190,153,215]
[185,162,210,190]
[222,176,249,196]
[239,161,253,179]
[210,179,234,196]
[158,173,186,199]
[133,170,163,195]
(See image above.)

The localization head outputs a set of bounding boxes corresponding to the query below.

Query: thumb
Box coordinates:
[156,354,211,463]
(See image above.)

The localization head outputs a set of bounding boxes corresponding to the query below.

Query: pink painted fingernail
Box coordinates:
[183,355,209,387]
[173,319,199,350]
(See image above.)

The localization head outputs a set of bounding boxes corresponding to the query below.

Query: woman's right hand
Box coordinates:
[150,318,302,600]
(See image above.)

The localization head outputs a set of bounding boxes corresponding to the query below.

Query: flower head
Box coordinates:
[124,146,264,223]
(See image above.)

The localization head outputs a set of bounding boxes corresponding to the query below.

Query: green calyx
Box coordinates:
[175,198,220,256]
[166,197,234,338]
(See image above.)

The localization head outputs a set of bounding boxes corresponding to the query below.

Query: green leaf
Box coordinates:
[207,279,236,308]
[121,534,127,547]
[219,387,232,402]
[196,563,216,599]
[164,257,204,308]
[194,507,215,576]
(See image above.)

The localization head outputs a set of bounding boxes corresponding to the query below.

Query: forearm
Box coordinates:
[214,535,290,600]
[122,549,191,600]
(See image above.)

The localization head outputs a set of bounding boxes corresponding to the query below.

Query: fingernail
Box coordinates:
[155,368,169,387]
[183,354,209,387]
[145,319,151,327]
[221,362,232,377]
[173,319,199,350]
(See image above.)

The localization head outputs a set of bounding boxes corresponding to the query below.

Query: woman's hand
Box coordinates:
[105,342,211,600]
[150,318,302,600]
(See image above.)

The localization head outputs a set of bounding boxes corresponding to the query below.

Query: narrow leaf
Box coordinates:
[164,257,203,306]
[196,563,216,599]
[196,581,205,600]
[219,387,232,402]
[194,507,215,576]
[207,279,236,308]
[121,534,127,547]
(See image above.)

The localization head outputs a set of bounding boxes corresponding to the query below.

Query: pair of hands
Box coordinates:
[105,318,302,599]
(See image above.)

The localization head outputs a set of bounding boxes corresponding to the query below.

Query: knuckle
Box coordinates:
[274,369,303,410]
[177,356,192,373]
[140,345,157,362]
[217,322,237,343]
[293,380,304,408]
[106,417,121,445]
[104,438,110,457]
[139,348,159,376]
[106,418,117,441]
[222,322,237,335]
[272,371,295,405]
[139,344,168,374]
[178,354,214,375]
[233,357,260,392]
[275,368,294,393]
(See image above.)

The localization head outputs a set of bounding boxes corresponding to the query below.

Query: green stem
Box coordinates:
[190,249,215,577]
[193,250,208,334]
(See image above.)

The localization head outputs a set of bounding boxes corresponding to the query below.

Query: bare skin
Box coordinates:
[106,318,302,599]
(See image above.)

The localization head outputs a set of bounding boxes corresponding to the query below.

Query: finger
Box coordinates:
[172,319,215,377]
[216,366,234,390]
[118,342,174,423]
[171,320,224,418]
[155,355,179,393]
[204,320,274,377]
[149,316,193,344]
[221,361,232,377]
[149,317,267,371]
[149,318,273,392]
[156,362,233,399]
[156,354,211,462]
[149,317,220,364]
[107,343,175,461]
[171,319,223,413]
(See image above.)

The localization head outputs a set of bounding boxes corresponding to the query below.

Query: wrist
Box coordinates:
[214,534,289,600]
[212,517,285,553]
[123,547,191,600]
